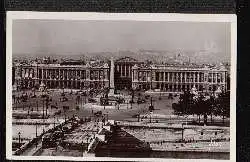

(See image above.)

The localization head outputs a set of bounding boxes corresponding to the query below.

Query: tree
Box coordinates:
[216,91,230,123]
[172,90,195,115]
[131,89,135,103]
[207,95,216,123]
[194,94,210,125]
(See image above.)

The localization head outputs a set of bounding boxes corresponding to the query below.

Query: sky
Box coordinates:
[12,19,231,61]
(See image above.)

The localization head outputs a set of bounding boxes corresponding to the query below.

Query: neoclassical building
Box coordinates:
[13,61,110,90]
[13,57,229,93]
[131,64,228,93]
[114,57,143,90]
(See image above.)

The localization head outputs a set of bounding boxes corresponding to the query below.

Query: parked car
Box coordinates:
[31,95,37,98]
[61,97,68,102]
[51,104,58,109]
[88,98,97,103]
[63,106,69,111]
[137,98,146,104]
[132,114,139,118]
[168,93,173,99]
[94,111,102,117]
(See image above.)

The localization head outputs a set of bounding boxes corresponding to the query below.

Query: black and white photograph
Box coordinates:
[6,12,236,161]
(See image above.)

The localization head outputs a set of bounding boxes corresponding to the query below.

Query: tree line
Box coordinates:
[172,90,230,125]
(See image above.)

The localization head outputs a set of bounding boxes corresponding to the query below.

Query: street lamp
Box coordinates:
[35,122,38,137]
[54,115,56,128]
[82,141,84,155]
[42,98,45,119]
[181,123,184,142]
[18,132,21,148]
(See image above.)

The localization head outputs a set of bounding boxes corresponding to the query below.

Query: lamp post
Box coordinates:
[81,95,83,109]
[82,141,84,155]
[35,122,38,137]
[45,97,48,117]
[18,132,21,148]
[181,123,184,141]
[54,115,56,128]
[42,98,44,119]
[150,112,152,123]
[64,111,66,123]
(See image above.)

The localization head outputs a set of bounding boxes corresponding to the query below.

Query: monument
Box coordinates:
[108,57,115,96]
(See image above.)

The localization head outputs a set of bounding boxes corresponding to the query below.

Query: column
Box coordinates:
[47,69,49,79]
[41,69,44,80]
[167,72,170,82]
[197,72,200,83]
[24,68,26,77]
[124,64,127,77]
[193,72,195,83]
[222,72,225,83]
[63,70,65,80]
[62,70,64,88]
[117,65,119,72]
[128,66,131,77]
[44,69,47,80]
[72,69,74,88]
[67,70,69,80]
[180,72,183,83]
[131,69,134,81]
[184,72,187,83]
[215,73,218,84]
[163,72,166,82]
[121,65,123,76]
[47,69,49,80]
[58,69,60,88]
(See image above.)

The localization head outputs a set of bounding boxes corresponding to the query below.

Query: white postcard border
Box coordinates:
[6,12,237,162]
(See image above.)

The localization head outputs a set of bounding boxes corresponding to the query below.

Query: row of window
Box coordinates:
[134,72,225,83]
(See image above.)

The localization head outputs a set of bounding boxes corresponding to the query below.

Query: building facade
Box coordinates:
[13,57,229,93]
[13,62,110,90]
[131,64,228,93]
[114,57,143,90]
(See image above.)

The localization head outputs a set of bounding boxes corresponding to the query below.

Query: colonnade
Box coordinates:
[116,64,132,77]
[15,65,110,90]
[132,69,227,92]
[38,68,109,89]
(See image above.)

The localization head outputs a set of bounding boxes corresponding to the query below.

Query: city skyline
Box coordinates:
[13,20,231,63]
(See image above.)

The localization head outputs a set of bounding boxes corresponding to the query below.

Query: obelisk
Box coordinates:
[109,57,115,96]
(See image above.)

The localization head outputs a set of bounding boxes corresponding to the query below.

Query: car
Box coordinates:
[54,110,61,115]
[41,94,49,98]
[51,105,58,109]
[94,111,102,117]
[31,95,37,98]
[132,114,139,118]
[63,106,69,111]
[137,98,146,104]
[88,98,97,103]
[168,93,173,99]
[61,97,68,102]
